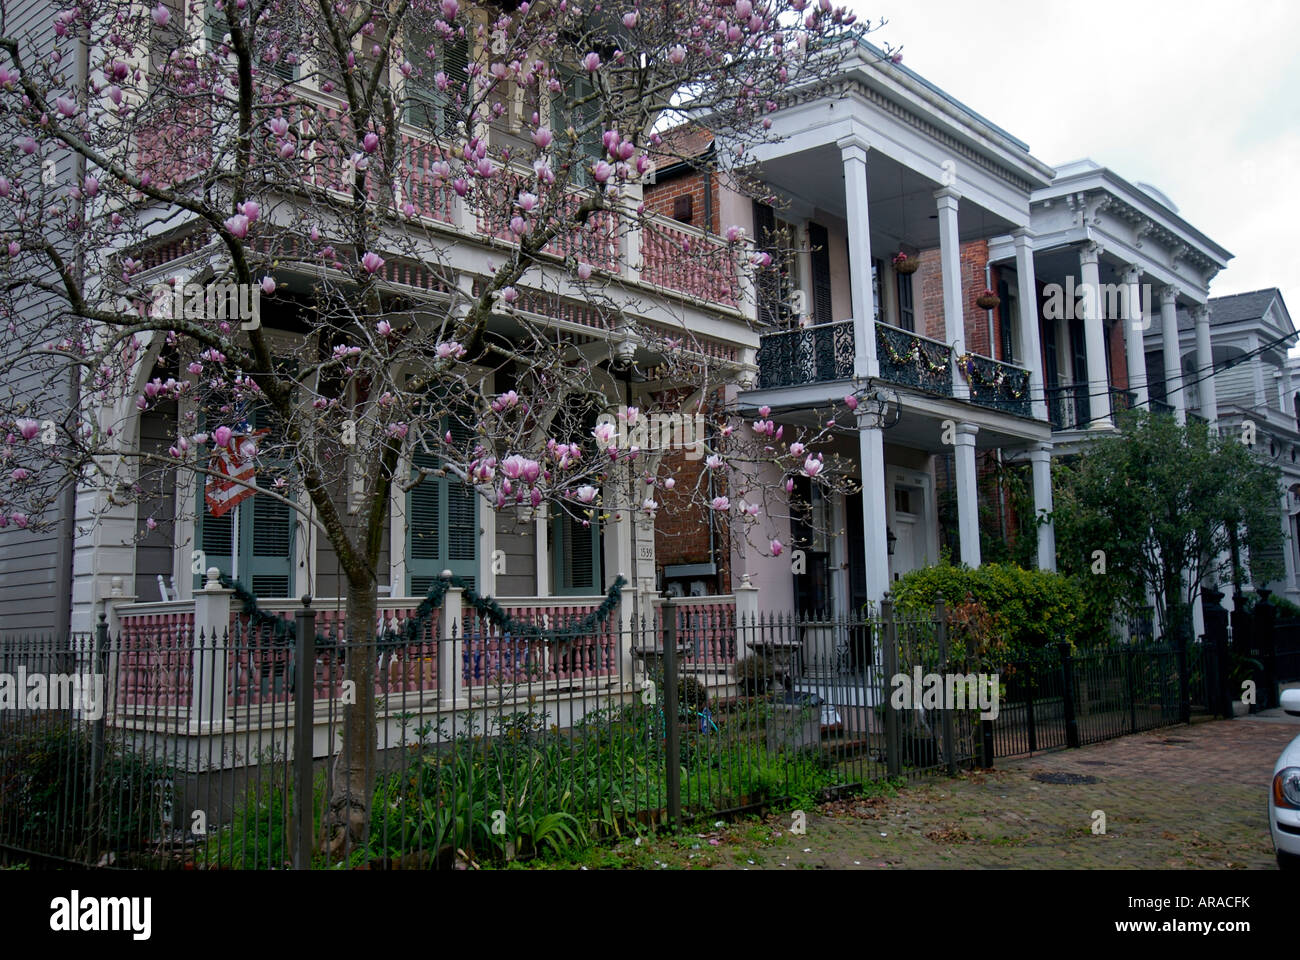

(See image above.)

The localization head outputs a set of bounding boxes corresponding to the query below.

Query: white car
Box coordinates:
[1271,688,1300,871]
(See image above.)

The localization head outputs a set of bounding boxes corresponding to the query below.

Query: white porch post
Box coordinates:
[840,133,889,605]
[954,422,980,567]
[1281,490,1298,599]
[1079,243,1111,429]
[191,567,232,733]
[1192,303,1217,428]
[438,575,463,706]
[1012,229,1047,422]
[839,134,878,379]
[935,187,968,400]
[1029,443,1056,572]
[1121,266,1148,408]
[1160,286,1186,425]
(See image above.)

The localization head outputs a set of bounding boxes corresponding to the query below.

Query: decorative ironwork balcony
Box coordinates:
[1046,383,1090,431]
[1109,387,1137,418]
[1149,398,1175,417]
[958,353,1032,418]
[876,324,953,397]
[756,321,855,389]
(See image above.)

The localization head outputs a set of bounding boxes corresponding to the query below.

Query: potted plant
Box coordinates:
[976,288,1001,310]
[892,250,919,274]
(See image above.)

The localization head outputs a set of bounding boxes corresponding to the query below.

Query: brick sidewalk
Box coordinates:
[744,715,1299,870]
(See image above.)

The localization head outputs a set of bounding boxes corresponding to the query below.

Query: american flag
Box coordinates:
[204,426,269,518]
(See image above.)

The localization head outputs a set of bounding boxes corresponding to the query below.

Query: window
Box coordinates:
[790,476,831,615]
[753,202,796,327]
[407,417,478,597]
[998,278,1014,361]
[895,269,914,332]
[194,407,294,598]
[808,222,834,325]
[551,506,602,595]
[552,71,603,187]
[404,31,471,136]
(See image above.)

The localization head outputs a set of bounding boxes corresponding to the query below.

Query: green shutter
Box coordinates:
[405,32,470,135]
[552,508,601,595]
[406,417,478,597]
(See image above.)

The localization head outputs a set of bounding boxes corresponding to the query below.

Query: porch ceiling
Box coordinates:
[758,145,1018,249]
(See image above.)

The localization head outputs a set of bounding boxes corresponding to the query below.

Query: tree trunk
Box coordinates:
[325,573,378,861]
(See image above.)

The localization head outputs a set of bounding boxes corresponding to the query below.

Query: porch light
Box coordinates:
[886,527,897,556]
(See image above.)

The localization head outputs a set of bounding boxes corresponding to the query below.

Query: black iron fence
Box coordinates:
[0,590,1269,870]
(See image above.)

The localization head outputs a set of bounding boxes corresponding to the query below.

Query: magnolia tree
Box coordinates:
[0,0,883,849]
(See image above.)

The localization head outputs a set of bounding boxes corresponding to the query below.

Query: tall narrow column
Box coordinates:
[1079,243,1111,428]
[1012,229,1048,422]
[954,422,980,567]
[1121,266,1148,407]
[1029,443,1056,571]
[839,135,878,379]
[1192,303,1217,428]
[858,416,891,604]
[1160,286,1186,424]
[1281,490,1298,600]
[935,187,968,400]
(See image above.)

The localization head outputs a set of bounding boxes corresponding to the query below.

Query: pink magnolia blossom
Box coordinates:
[16,419,38,441]
[577,262,593,281]
[668,45,686,64]
[11,513,28,529]
[725,225,744,243]
[499,286,519,303]
[515,191,538,213]
[260,276,276,295]
[789,442,806,457]
[6,242,18,258]
[152,3,170,25]
[710,496,731,512]
[591,161,613,183]
[575,485,598,504]
[145,517,158,531]
[623,11,638,27]
[770,539,784,557]
[376,320,392,337]
[440,0,458,18]
[360,251,385,274]
[55,96,76,117]
[213,426,232,447]
[785,477,795,494]
[11,467,30,481]
[238,200,260,222]
[642,498,659,515]
[706,454,724,470]
[362,132,379,153]
[582,52,601,71]
[0,177,9,198]
[844,393,858,410]
[663,477,675,490]
[223,214,249,238]
[436,341,466,360]
[592,422,617,445]
[802,455,824,478]
[269,117,289,137]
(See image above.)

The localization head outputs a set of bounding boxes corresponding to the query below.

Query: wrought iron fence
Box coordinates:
[876,324,953,397]
[961,353,1032,418]
[755,321,855,389]
[0,596,1253,869]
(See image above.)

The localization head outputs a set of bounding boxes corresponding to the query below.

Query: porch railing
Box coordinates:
[755,320,855,389]
[1109,387,1137,417]
[877,323,954,397]
[1046,383,1089,430]
[960,352,1032,417]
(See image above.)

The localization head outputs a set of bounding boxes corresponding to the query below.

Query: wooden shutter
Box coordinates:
[753,201,781,327]
[553,508,601,595]
[808,222,833,325]
[896,270,914,332]
[998,278,1013,361]
[406,31,470,134]
[406,415,478,597]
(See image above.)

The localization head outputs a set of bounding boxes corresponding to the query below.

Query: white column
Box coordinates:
[1249,333,1268,410]
[954,422,980,567]
[1029,443,1056,571]
[1193,303,1217,428]
[1079,243,1111,429]
[1012,230,1048,422]
[1281,490,1298,598]
[1160,286,1186,425]
[1121,266,1148,407]
[935,187,968,400]
[438,576,464,706]
[191,568,232,733]
[858,415,891,604]
[839,135,878,379]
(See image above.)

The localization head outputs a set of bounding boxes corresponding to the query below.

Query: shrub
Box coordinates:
[891,560,1102,659]
[732,654,772,696]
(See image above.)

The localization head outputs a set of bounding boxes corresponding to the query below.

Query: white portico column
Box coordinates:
[1281,489,1298,599]
[1079,243,1111,429]
[1029,443,1056,572]
[954,422,980,567]
[840,135,878,380]
[935,188,968,400]
[1121,266,1149,408]
[1012,230,1048,422]
[1192,303,1218,428]
[840,133,890,604]
[1160,286,1186,425]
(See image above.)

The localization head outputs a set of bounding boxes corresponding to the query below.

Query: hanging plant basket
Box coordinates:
[893,255,920,275]
[976,292,1001,310]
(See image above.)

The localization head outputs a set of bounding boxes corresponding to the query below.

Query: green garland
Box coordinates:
[219,572,626,654]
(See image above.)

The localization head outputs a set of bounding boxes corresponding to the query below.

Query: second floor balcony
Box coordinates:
[755,321,1033,419]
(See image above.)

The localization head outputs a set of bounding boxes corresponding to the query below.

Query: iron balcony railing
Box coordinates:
[876,323,954,397]
[1046,383,1089,430]
[1109,387,1137,417]
[1149,398,1175,417]
[755,320,855,389]
[959,352,1032,418]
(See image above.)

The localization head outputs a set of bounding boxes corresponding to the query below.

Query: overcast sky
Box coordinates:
[844,0,1300,332]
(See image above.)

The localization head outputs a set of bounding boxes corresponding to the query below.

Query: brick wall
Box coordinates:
[643,168,721,234]
[1108,320,1130,391]
[916,238,993,351]
[653,447,732,593]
